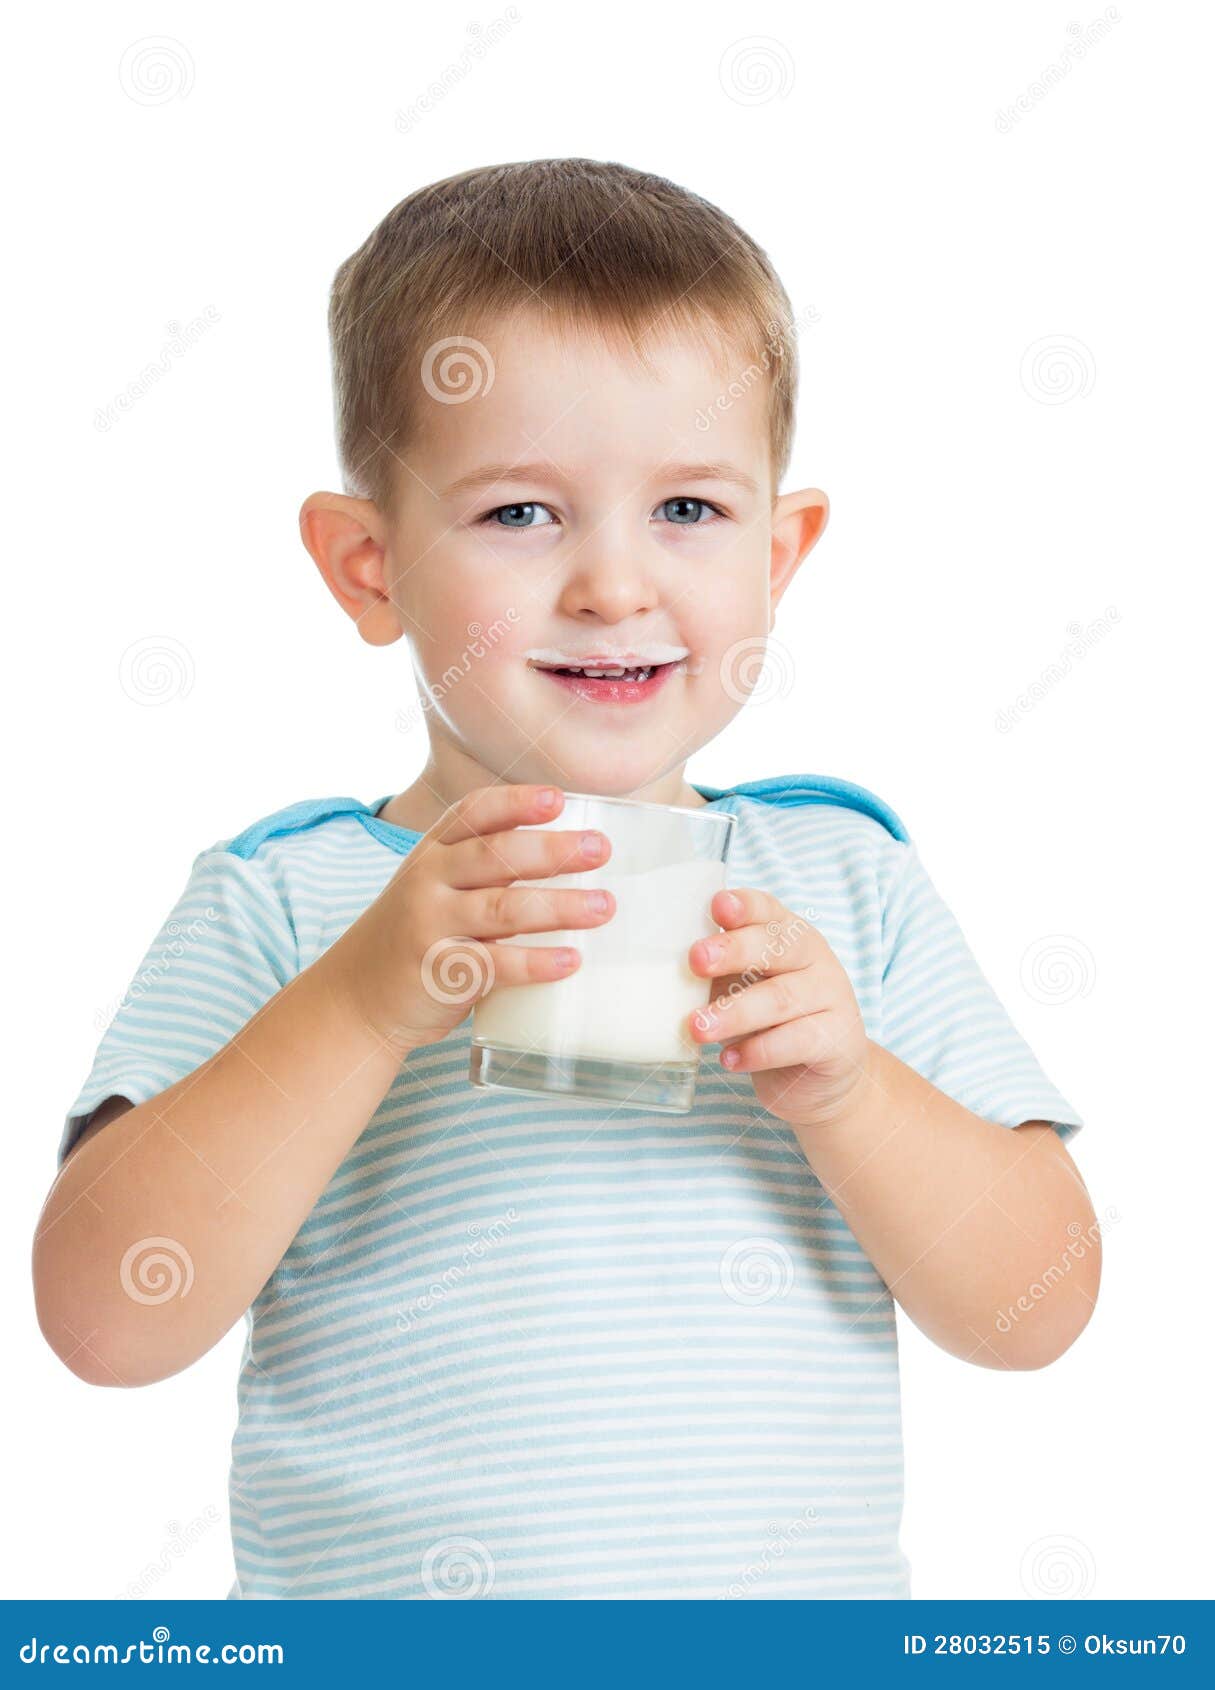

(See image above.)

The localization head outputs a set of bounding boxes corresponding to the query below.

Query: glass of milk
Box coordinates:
[468,792,736,1114]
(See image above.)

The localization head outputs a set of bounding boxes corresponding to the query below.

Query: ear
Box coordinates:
[298,491,405,648]
[768,487,829,625]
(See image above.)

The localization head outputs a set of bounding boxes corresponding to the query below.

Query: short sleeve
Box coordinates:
[878,842,1083,1142]
[58,848,299,1167]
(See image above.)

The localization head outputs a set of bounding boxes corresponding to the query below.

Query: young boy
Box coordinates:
[36,158,1097,1600]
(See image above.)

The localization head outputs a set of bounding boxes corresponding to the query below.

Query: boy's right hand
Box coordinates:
[324,783,615,1056]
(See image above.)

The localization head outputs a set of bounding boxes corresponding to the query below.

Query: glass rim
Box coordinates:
[552,788,736,834]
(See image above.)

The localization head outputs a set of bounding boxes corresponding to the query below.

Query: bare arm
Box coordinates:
[33,782,615,1390]
[32,942,405,1388]
[790,1042,1101,1370]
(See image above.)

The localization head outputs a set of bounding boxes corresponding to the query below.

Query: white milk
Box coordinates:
[471,855,726,1065]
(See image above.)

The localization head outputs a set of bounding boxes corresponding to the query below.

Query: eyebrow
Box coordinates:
[440,459,760,499]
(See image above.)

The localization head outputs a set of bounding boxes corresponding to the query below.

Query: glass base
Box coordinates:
[469,1041,698,1114]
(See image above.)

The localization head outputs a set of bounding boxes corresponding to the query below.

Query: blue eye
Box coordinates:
[481,502,556,528]
[478,497,725,529]
[656,497,723,525]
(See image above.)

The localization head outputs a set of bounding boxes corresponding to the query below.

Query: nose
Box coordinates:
[555,515,663,623]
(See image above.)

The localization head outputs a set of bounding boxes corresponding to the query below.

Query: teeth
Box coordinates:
[558,664,653,680]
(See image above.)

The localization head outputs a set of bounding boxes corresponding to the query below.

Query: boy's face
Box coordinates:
[304,308,827,806]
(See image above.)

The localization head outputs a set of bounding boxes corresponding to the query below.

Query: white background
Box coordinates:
[5,0,1211,1601]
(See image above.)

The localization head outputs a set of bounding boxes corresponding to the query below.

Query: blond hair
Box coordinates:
[327,158,798,514]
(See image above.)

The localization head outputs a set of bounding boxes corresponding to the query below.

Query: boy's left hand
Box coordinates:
[687,888,872,1129]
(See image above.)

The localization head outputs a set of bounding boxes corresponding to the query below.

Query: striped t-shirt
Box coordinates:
[60,772,1082,1600]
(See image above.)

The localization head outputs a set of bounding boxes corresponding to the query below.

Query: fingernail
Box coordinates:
[722,1047,740,1069]
[580,831,604,860]
[698,938,721,965]
[588,889,611,913]
[720,892,741,919]
[539,788,559,808]
[554,948,578,968]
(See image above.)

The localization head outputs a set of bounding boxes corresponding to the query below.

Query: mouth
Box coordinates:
[527,658,683,703]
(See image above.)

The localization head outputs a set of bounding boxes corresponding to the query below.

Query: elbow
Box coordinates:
[36,1307,181,1389]
[976,1259,1101,1372]
[988,1317,1092,1371]
[32,1281,131,1387]
[32,1249,179,1390]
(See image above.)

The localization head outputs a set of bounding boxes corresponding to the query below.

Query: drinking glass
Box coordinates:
[469,791,736,1113]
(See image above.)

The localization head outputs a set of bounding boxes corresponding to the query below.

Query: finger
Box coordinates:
[446,822,610,890]
[689,969,816,1045]
[719,1012,855,1075]
[434,782,565,847]
[689,913,817,980]
[415,933,582,1009]
[458,881,616,939]
[710,886,787,929]
[481,937,583,987]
